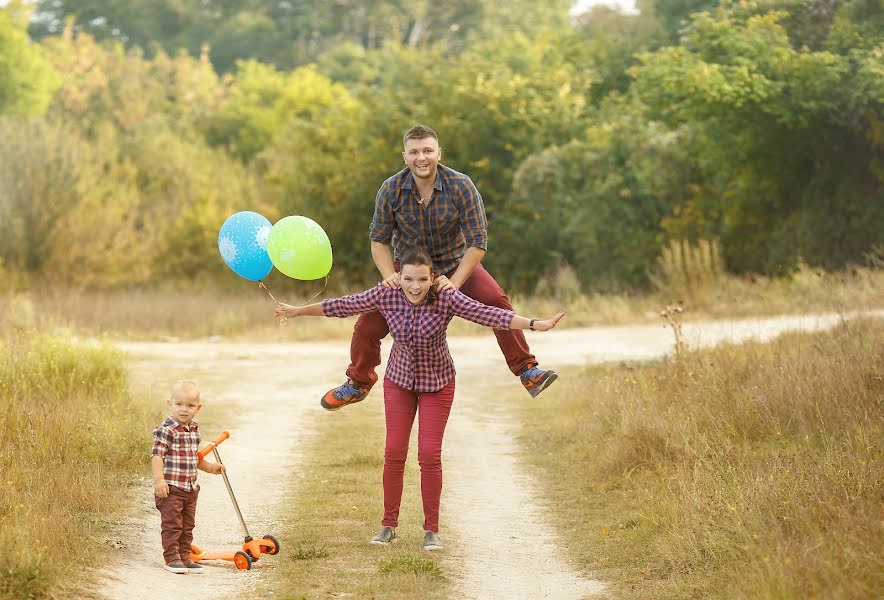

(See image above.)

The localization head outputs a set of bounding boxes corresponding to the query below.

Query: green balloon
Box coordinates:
[266,216,333,280]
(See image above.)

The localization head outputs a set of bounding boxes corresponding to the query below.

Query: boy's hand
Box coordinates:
[208,463,225,475]
[154,480,169,498]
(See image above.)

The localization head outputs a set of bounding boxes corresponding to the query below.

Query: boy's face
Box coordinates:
[168,391,201,425]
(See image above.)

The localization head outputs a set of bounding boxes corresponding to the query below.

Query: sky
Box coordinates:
[571,0,640,16]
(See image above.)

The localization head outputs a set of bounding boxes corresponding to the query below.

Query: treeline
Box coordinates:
[0,0,881,293]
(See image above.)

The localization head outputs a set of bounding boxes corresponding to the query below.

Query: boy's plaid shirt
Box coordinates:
[323,286,513,392]
[151,417,200,492]
[369,164,488,275]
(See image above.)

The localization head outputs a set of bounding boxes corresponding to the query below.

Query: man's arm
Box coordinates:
[447,247,486,289]
[371,241,400,288]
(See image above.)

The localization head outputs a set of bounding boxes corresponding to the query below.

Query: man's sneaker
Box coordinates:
[182,559,203,573]
[423,531,443,551]
[519,365,558,398]
[163,559,189,574]
[370,526,397,545]
[321,379,370,411]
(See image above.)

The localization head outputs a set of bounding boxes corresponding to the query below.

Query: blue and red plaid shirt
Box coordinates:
[369,164,489,275]
[151,417,201,492]
[323,286,513,392]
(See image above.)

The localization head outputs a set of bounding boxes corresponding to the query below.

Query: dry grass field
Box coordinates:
[517,319,884,598]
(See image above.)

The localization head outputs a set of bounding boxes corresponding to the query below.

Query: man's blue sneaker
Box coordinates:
[519,365,557,398]
[321,378,370,411]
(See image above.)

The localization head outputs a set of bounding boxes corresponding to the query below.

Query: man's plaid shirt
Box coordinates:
[369,164,488,275]
[323,286,513,392]
[151,417,200,492]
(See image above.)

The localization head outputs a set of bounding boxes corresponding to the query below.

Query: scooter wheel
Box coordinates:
[234,550,252,570]
[261,534,280,555]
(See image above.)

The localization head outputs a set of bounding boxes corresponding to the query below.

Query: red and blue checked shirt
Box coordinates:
[323,285,514,392]
[151,417,201,492]
[369,164,489,275]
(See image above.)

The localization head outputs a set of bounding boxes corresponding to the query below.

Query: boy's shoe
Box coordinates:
[321,379,370,411]
[182,559,203,572]
[163,559,189,574]
[519,364,558,398]
[370,526,397,545]
[423,531,443,551]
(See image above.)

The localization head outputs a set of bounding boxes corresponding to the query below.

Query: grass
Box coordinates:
[250,396,453,599]
[0,330,161,600]
[517,318,884,598]
[1,263,880,341]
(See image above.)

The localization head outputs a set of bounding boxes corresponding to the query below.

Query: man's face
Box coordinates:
[402,136,441,182]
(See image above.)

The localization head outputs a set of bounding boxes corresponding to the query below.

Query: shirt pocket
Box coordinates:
[386,309,412,341]
[395,212,423,241]
[415,311,448,343]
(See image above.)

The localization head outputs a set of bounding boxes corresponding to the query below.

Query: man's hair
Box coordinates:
[403,124,438,146]
[400,246,439,304]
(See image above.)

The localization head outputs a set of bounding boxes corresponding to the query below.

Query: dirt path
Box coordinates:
[100,310,881,599]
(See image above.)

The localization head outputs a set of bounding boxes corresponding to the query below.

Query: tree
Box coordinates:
[632,5,884,273]
[0,4,60,116]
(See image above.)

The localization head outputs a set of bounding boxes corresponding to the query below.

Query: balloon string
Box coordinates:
[259,276,330,326]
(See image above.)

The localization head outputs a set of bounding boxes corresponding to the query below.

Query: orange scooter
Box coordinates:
[189,431,280,570]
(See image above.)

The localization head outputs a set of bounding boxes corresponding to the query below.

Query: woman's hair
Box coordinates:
[400,246,439,304]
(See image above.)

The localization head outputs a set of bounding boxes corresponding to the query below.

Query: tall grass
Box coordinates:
[0,260,881,341]
[0,331,158,599]
[519,319,884,598]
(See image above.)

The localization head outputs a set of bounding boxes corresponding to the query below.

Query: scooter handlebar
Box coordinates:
[198,431,230,460]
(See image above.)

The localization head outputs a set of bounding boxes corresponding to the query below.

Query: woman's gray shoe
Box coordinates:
[423,531,443,551]
[370,526,397,545]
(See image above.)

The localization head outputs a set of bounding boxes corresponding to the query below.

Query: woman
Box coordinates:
[275,247,565,550]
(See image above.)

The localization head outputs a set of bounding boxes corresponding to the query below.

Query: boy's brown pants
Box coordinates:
[155,485,199,563]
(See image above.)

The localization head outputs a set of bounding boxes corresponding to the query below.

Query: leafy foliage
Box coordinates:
[0,0,880,293]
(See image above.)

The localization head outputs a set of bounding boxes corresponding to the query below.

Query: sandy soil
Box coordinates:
[99,310,881,600]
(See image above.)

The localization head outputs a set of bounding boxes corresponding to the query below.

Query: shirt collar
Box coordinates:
[165,415,198,431]
[402,166,444,192]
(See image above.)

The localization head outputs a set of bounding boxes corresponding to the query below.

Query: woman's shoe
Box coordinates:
[370,526,397,544]
[423,531,443,551]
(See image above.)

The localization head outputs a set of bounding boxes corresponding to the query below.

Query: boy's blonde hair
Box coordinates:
[171,380,201,403]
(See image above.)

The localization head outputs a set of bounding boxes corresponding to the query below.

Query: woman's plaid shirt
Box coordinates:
[151,417,200,492]
[369,164,488,275]
[323,285,514,392]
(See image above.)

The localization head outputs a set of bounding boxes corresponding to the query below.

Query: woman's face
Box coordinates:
[400,263,433,305]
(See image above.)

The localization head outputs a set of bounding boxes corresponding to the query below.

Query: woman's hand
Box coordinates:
[274,303,300,319]
[533,309,566,331]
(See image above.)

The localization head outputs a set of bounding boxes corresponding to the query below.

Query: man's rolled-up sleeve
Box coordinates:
[369,180,395,244]
[459,178,488,250]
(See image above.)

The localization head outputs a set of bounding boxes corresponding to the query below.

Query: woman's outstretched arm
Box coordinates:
[508,309,566,331]
[274,284,386,320]
[274,301,324,318]
[447,289,566,331]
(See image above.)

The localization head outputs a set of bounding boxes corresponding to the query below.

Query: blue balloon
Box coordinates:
[218,211,273,281]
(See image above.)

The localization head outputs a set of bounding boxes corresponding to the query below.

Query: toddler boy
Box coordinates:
[151,380,223,574]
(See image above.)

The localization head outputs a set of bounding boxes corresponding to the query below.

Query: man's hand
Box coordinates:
[381,272,401,289]
[206,463,225,475]
[434,275,456,292]
[154,479,169,498]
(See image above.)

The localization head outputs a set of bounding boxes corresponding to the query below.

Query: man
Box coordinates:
[321,124,558,410]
